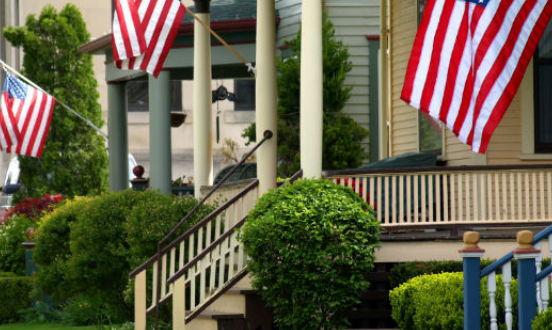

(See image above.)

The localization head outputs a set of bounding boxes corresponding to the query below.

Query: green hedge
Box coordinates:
[533,308,552,330]
[388,259,551,289]
[0,274,32,323]
[33,190,215,323]
[390,272,518,330]
[0,215,35,275]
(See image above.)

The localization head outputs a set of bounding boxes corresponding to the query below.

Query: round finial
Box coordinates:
[463,231,480,249]
[517,230,534,250]
[263,130,273,139]
[133,165,145,179]
[26,227,36,239]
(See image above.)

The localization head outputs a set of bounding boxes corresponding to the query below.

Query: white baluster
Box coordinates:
[488,272,498,330]
[503,262,513,330]
[540,277,549,312]
[535,241,543,312]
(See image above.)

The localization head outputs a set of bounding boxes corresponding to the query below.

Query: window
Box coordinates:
[233,79,255,111]
[534,18,552,153]
[127,80,183,112]
[417,0,443,155]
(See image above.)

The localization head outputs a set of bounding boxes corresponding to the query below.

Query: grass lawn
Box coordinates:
[0,324,97,330]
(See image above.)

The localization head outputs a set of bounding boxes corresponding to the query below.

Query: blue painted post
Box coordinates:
[459,231,485,330]
[514,230,540,330]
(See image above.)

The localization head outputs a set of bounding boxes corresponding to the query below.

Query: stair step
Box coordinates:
[361,289,389,301]
[344,309,392,319]
[196,310,245,320]
[227,287,256,295]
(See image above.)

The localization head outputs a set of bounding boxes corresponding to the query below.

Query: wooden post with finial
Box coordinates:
[459,231,485,330]
[514,230,540,330]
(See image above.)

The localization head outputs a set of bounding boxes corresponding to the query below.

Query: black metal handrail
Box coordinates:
[133,130,273,329]
[159,129,273,247]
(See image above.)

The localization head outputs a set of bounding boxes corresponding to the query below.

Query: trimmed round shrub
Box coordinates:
[390,272,518,330]
[0,274,32,323]
[239,179,381,330]
[0,215,34,275]
[533,308,552,330]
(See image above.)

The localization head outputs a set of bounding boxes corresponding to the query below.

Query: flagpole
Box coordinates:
[0,59,108,139]
[182,5,256,74]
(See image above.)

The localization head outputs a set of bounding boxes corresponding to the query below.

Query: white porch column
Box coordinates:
[193,0,213,197]
[256,0,278,194]
[300,0,323,178]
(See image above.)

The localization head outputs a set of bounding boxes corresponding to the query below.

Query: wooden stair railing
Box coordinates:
[129,130,274,330]
[461,225,552,330]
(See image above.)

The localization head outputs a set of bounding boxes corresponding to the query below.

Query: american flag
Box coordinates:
[401,0,552,154]
[114,0,186,78]
[4,75,55,158]
[112,0,147,62]
[1,76,22,151]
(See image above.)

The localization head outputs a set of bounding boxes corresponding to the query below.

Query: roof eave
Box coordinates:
[79,17,280,54]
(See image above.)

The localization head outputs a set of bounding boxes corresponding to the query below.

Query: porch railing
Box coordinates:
[129,130,274,330]
[461,226,552,330]
[323,164,552,227]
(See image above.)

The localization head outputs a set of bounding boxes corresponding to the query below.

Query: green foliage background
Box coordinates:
[239,179,380,330]
[3,4,108,199]
[242,12,368,176]
[0,273,33,324]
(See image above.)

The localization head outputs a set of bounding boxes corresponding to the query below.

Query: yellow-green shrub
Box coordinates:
[390,272,518,330]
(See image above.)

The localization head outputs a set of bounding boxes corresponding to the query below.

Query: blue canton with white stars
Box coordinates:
[464,0,490,6]
[3,75,28,100]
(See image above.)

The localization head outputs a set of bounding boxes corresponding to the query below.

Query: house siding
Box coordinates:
[327,0,379,146]
[389,0,418,155]
[275,0,302,47]
[275,0,379,160]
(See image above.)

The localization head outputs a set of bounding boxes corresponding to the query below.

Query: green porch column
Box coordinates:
[193,0,213,198]
[149,71,172,195]
[107,82,129,191]
[255,0,278,194]
[300,0,323,178]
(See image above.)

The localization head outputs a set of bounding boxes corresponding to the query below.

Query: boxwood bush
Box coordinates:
[533,308,552,330]
[390,272,518,330]
[0,273,32,323]
[33,190,215,323]
[388,259,551,289]
[0,215,34,275]
[239,179,381,330]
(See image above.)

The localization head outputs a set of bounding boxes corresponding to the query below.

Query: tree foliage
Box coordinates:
[3,4,108,199]
[242,12,368,176]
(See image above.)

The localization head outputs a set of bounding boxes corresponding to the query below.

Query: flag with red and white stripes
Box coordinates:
[401,0,552,154]
[112,0,147,62]
[0,77,22,150]
[115,0,186,78]
[4,75,55,158]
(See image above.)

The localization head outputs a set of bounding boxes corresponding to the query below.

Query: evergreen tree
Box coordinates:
[243,11,368,176]
[3,4,108,199]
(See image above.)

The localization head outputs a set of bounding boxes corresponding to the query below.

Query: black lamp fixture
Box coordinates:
[212,85,237,103]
